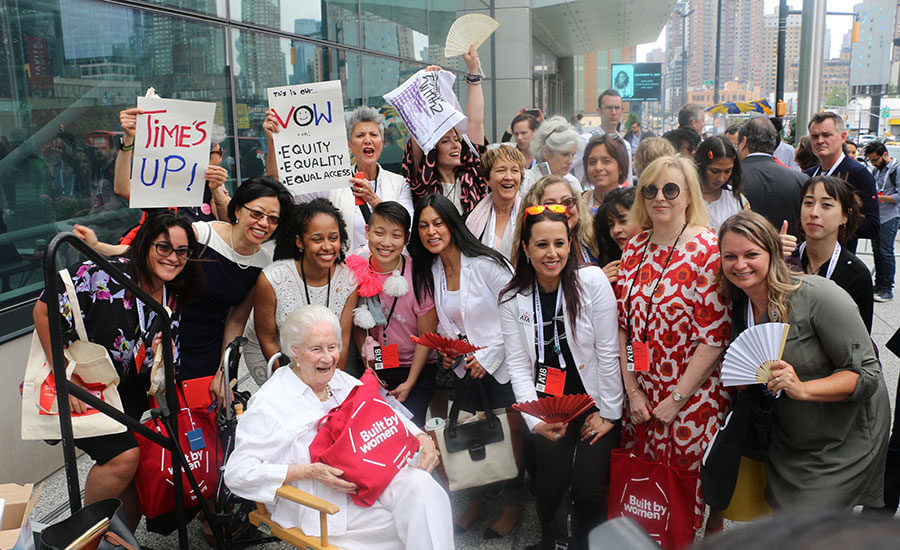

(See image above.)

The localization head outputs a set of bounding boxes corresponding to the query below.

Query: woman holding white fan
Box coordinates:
[716,210,890,511]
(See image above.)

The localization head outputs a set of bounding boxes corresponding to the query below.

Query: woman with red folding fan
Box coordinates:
[499,204,622,550]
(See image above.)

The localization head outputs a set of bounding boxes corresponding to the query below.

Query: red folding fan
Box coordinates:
[409,332,482,358]
[512,394,596,424]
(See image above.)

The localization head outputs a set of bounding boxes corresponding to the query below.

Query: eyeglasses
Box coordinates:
[241,205,280,225]
[152,241,192,260]
[525,204,568,217]
[602,105,623,112]
[641,182,682,200]
[541,196,577,209]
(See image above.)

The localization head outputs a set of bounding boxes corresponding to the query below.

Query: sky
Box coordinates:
[637,0,859,61]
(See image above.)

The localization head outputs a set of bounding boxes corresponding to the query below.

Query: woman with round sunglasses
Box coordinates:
[408,194,520,536]
[34,210,203,530]
[615,155,732,535]
[244,198,359,384]
[515,175,598,265]
[716,211,889,512]
[695,136,749,231]
[581,134,630,211]
[500,204,622,550]
[796,175,873,332]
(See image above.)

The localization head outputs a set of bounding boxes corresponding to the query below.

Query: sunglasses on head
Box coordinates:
[641,182,681,200]
[525,204,567,217]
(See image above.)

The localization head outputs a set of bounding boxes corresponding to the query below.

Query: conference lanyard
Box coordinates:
[300,261,331,309]
[533,284,565,368]
[814,153,845,177]
[378,256,404,345]
[624,223,688,343]
[799,241,841,280]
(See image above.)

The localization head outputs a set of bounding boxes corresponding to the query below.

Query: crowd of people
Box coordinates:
[32,49,900,550]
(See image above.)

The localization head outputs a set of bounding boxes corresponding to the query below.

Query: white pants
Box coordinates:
[330,468,454,550]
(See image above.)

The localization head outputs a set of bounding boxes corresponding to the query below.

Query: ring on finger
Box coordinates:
[775,376,781,383]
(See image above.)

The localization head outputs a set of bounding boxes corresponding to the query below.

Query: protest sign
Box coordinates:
[267,80,353,194]
[129,96,216,208]
[383,70,467,155]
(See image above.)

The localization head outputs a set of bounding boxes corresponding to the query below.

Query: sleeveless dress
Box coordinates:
[243,260,357,384]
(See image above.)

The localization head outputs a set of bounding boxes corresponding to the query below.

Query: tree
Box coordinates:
[824,86,848,107]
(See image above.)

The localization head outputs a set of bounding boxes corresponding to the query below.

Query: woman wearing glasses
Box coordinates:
[180,176,293,401]
[500,204,622,549]
[615,156,732,534]
[409,194,520,537]
[516,175,599,264]
[244,198,359,383]
[33,210,203,530]
[581,134,631,211]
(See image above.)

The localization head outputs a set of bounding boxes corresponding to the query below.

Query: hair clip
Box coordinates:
[708,150,714,160]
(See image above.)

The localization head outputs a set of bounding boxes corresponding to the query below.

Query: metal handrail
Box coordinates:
[43,231,221,549]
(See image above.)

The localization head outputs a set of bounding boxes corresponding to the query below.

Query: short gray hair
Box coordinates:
[738,117,777,155]
[279,305,342,358]
[210,124,227,147]
[530,116,583,161]
[346,105,386,140]
[678,104,704,128]
[808,111,845,133]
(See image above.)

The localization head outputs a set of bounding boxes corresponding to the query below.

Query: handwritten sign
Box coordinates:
[267,81,353,194]
[383,70,467,155]
[129,97,216,208]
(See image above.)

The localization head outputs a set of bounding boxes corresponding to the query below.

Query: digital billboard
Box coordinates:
[610,63,662,102]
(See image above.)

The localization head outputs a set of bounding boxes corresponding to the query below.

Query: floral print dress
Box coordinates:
[40,258,181,418]
[615,229,732,529]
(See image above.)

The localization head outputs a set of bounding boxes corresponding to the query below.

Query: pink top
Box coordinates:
[359,251,436,367]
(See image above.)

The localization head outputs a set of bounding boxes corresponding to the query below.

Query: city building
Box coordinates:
[685,81,763,105]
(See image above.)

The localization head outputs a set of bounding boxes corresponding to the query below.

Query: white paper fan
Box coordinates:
[720,322,790,386]
[444,14,499,58]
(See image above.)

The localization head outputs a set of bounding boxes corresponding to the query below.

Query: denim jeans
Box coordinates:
[874,216,900,293]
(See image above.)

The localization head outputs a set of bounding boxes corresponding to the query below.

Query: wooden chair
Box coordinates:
[248,484,340,550]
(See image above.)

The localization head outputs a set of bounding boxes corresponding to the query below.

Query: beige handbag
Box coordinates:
[21,268,127,440]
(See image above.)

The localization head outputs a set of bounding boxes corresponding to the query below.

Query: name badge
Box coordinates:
[535,363,566,396]
[374,343,400,370]
[626,340,650,372]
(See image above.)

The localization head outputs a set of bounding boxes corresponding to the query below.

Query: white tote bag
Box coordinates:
[21,268,127,440]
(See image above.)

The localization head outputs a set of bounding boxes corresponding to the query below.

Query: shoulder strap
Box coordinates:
[59,268,88,341]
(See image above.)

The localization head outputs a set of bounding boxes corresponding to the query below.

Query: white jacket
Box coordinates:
[499,265,623,430]
[432,253,512,383]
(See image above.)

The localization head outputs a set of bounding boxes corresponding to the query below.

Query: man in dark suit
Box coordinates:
[806,112,879,252]
[737,117,808,238]
[623,120,654,155]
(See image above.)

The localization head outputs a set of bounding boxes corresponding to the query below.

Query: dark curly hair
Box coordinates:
[695,136,743,201]
[273,198,349,263]
[127,209,203,303]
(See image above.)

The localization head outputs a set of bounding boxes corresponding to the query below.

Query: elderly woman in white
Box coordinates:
[224,305,452,550]
[264,105,414,251]
[523,116,583,196]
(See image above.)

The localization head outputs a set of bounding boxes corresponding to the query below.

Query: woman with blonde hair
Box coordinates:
[633,137,676,178]
[716,210,889,511]
[466,145,525,260]
[615,155,732,535]
[513,175,598,264]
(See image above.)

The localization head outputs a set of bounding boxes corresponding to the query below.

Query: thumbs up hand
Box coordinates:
[778,220,798,257]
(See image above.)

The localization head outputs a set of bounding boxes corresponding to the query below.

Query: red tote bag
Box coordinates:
[608,424,700,550]
[309,370,420,507]
[133,392,221,519]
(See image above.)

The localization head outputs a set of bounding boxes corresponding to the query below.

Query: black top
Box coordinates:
[741,154,807,239]
[535,289,588,398]
[800,245,873,333]
[806,155,880,248]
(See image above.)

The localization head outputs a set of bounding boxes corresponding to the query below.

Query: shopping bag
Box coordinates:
[309,370,420,507]
[133,392,221,519]
[433,374,517,491]
[608,424,700,550]
[39,498,140,550]
[21,269,126,440]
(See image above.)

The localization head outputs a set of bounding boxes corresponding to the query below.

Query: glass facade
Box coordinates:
[0,0,494,340]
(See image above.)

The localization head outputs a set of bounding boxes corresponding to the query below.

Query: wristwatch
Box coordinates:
[671,391,685,403]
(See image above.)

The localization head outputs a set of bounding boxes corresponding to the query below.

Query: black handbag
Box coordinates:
[432,375,518,491]
[40,498,139,550]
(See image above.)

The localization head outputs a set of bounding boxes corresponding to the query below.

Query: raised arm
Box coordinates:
[263,110,280,179]
[462,44,484,146]
[113,108,142,199]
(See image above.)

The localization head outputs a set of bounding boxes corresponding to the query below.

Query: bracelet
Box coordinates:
[464,73,483,83]
[627,386,642,396]
[119,142,134,152]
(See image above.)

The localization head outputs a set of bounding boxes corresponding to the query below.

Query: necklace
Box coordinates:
[229,225,258,270]
[290,364,333,401]
[369,255,403,275]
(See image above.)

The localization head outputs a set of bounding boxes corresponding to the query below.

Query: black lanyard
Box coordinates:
[378,256,405,344]
[624,223,687,343]
[299,260,331,309]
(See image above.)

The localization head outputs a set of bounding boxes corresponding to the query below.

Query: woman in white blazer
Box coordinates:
[499,204,623,550]
[409,193,522,537]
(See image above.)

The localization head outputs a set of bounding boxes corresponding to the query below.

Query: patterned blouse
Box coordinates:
[401,137,488,212]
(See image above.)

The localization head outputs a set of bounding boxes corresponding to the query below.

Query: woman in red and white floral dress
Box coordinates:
[615,155,732,535]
